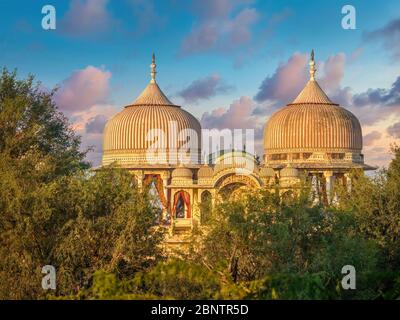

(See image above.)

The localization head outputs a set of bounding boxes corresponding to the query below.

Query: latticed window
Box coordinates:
[329,153,345,160]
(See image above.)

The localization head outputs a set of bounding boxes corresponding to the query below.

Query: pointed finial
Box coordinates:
[309,49,316,81]
[150,53,156,83]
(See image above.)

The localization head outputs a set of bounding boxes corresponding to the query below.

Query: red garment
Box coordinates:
[173,190,191,218]
[143,174,168,209]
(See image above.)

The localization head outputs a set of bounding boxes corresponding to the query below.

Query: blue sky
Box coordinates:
[0,0,399,166]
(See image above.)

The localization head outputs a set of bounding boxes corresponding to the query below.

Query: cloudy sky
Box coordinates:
[1,0,399,167]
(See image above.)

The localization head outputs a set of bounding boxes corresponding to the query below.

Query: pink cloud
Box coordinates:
[254,53,308,105]
[53,65,116,167]
[54,66,111,114]
[178,74,233,103]
[255,52,347,107]
[363,131,382,146]
[387,121,400,138]
[72,104,118,167]
[59,0,114,37]
[201,96,264,156]
[201,96,256,129]
[318,53,346,91]
[181,0,259,55]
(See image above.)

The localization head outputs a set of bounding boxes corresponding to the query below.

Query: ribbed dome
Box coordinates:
[102,55,201,166]
[132,82,174,106]
[259,167,275,177]
[198,166,214,178]
[280,165,299,178]
[214,151,258,174]
[264,52,362,160]
[172,167,193,179]
[264,102,362,152]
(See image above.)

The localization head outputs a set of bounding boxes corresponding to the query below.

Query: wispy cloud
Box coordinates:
[364,17,400,60]
[353,76,400,107]
[363,131,382,146]
[200,96,264,155]
[180,0,259,55]
[85,114,108,134]
[254,53,308,106]
[387,121,400,138]
[54,66,111,114]
[53,66,118,166]
[178,74,233,103]
[253,52,346,114]
[59,0,115,37]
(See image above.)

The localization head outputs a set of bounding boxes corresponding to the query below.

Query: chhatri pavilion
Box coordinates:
[102,51,374,244]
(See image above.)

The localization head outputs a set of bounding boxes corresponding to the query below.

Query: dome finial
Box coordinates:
[150,53,156,83]
[309,49,316,81]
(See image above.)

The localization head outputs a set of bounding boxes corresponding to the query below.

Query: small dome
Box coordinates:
[198,166,214,178]
[259,167,275,177]
[213,151,258,173]
[280,165,299,178]
[172,167,193,179]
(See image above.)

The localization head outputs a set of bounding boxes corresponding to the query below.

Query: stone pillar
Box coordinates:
[161,171,171,222]
[136,170,144,188]
[323,171,334,204]
[344,172,352,192]
[311,174,320,205]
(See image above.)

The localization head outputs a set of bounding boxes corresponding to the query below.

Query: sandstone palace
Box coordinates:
[101,51,374,246]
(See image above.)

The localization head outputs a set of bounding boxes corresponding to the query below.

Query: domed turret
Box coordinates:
[102,54,201,167]
[172,167,193,179]
[198,166,214,178]
[171,167,193,186]
[263,50,364,168]
[280,164,299,178]
[259,166,275,178]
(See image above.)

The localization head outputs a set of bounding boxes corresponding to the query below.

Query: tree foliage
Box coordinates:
[0,70,164,299]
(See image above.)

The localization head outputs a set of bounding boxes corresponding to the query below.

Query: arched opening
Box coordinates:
[215,173,259,201]
[173,190,191,219]
[143,174,168,209]
[200,191,212,224]
[281,190,295,205]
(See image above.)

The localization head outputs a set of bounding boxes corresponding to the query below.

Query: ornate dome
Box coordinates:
[102,54,201,167]
[172,167,193,179]
[198,165,214,178]
[263,51,363,167]
[213,151,259,174]
[280,164,299,178]
[259,166,275,177]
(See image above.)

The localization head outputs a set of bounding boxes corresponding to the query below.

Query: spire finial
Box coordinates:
[150,53,156,83]
[309,49,316,81]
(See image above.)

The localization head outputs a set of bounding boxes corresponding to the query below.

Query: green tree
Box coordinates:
[190,186,380,299]
[0,70,164,299]
[337,146,400,269]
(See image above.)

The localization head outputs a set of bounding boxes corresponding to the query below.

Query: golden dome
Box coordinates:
[198,165,214,178]
[213,151,259,174]
[264,51,363,166]
[280,165,299,178]
[172,167,193,179]
[102,54,201,167]
[259,166,275,177]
